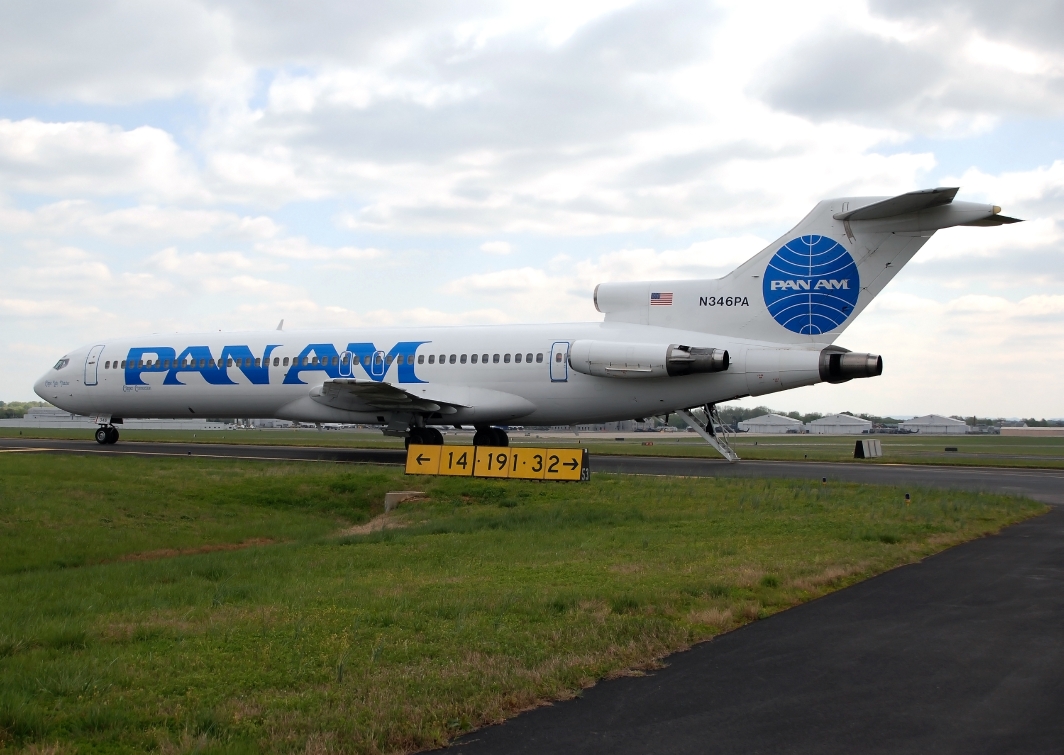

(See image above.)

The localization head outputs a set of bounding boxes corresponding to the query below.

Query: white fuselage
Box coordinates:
[34,321,822,426]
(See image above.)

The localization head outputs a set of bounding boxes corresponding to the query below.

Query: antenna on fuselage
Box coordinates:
[276,319,284,331]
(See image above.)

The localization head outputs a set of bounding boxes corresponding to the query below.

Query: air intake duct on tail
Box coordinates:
[568,340,729,379]
[819,348,883,384]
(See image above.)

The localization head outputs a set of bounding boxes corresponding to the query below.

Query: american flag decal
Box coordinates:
[650,292,673,306]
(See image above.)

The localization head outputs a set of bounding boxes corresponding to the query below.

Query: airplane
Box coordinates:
[34,187,1020,460]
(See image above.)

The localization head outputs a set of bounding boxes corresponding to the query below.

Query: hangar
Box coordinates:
[805,413,872,435]
[900,414,969,435]
[738,413,803,434]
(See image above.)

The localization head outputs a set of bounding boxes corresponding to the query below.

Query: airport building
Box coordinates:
[899,414,969,435]
[804,413,872,435]
[0,407,229,431]
[738,413,803,434]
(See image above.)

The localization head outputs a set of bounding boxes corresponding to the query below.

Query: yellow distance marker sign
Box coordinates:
[405,444,441,475]
[406,445,589,481]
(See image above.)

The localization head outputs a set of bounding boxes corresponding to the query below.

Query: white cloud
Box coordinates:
[0,119,204,201]
[480,241,513,254]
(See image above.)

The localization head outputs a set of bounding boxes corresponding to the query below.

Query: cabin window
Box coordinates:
[138,360,145,368]
[407,354,414,364]
[449,354,456,364]
[471,354,478,364]
[104,361,110,369]
[198,359,205,368]
[515,353,522,363]
[555,352,563,362]
[418,355,425,364]
[259,358,265,367]
[226,358,233,367]
[283,357,290,367]
[395,354,403,365]
[428,354,435,364]
[536,353,544,363]
[439,354,445,363]
[504,354,511,363]
[164,359,170,368]
[119,360,125,369]
[210,359,217,368]
[526,353,533,363]
[273,357,279,366]
[482,353,488,363]
[385,355,393,365]
[460,354,467,364]
[493,354,500,363]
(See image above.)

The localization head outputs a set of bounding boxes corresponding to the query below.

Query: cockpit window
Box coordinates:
[53,358,69,370]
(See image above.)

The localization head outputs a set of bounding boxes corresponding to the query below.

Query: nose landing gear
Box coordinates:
[94,426,119,445]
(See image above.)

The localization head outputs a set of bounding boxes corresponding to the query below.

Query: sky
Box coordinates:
[1,0,1061,417]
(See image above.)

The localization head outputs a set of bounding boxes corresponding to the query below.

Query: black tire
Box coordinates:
[424,427,444,445]
[490,427,509,447]
[95,427,109,444]
[472,429,490,446]
[107,427,119,444]
[405,428,425,448]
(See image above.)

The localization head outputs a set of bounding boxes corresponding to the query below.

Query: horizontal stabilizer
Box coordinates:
[834,187,958,221]
[961,214,1023,227]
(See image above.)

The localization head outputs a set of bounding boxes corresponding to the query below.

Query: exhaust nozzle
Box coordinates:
[819,349,882,383]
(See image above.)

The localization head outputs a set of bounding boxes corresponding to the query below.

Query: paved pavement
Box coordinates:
[448,506,1064,755]
[4,436,1063,753]
[2,436,1062,505]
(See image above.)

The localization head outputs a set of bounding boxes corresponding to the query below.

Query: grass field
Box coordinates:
[0,453,1044,753]
[3,426,1064,468]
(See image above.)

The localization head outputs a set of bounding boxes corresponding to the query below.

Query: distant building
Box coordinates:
[899,414,969,435]
[738,413,803,434]
[805,413,872,435]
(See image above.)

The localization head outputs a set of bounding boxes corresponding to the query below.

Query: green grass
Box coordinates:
[0,453,1045,753]
[4,427,1063,468]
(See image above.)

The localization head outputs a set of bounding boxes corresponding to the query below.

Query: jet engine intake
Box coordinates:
[568,340,729,379]
[819,349,883,383]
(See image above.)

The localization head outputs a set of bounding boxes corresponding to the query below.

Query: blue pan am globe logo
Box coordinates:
[762,235,860,335]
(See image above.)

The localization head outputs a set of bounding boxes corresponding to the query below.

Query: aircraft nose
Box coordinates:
[33,374,48,401]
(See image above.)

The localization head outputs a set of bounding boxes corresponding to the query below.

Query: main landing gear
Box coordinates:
[94,426,119,445]
[405,427,444,449]
[472,426,509,447]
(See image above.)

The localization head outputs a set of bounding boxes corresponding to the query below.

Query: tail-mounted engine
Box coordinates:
[568,340,729,379]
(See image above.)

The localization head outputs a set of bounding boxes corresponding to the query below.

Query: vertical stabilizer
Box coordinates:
[594,188,1018,344]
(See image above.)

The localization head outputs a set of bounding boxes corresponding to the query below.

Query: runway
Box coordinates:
[4,436,1063,752]
[2,436,1062,505]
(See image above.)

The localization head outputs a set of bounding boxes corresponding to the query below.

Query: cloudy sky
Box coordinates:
[2,0,1061,417]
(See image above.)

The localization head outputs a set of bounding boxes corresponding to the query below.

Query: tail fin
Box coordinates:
[594,188,1019,344]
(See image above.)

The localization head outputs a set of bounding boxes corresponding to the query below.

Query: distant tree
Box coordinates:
[0,400,48,419]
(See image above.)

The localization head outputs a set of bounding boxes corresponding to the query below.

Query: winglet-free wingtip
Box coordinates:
[276,319,284,331]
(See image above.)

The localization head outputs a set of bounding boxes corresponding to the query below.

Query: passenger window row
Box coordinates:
[420,353,543,365]
[101,352,546,370]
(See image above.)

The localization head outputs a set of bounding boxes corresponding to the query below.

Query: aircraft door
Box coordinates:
[339,350,353,378]
[370,350,386,379]
[550,341,569,382]
[84,345,105,386]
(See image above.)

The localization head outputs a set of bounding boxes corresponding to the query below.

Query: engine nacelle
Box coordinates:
[819,349,883,383]
[568,340,729,379]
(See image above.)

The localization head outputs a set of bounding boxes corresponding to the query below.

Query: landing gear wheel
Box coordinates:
[424,427,444,445]
[106,427,119,444]
[95,427,109,445]
[490,427,509,447]
[405,428,426,449]
[472,428,490,446]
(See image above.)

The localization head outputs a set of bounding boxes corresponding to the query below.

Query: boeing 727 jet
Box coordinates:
[35,187,1019,460]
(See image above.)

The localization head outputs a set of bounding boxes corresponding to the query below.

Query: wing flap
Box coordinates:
[311,379,449,413]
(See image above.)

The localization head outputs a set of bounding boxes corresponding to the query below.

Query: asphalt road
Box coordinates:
[3,436,1063,752]
[2,436,1062,505]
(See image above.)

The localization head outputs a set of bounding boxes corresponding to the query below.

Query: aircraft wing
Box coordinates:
[310,378,457,414]
[309,378,537,420]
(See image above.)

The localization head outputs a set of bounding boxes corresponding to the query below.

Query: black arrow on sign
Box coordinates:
[563,458,579,470]
[416,454,429,465]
